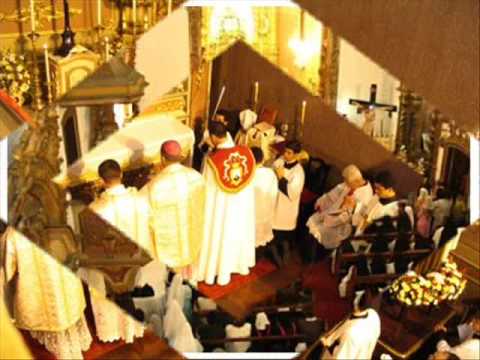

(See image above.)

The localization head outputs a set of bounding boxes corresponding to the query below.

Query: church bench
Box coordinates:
[334,243,429,276]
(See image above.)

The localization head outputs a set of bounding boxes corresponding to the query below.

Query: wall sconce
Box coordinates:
[288,9,320,69]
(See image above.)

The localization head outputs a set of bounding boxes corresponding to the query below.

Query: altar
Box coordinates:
[53,113,195,188]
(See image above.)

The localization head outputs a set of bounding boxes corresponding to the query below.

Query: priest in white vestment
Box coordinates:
[271,141,305,265]
[235,109,257,145]
[193,121,256,285]
[2,227,92,359]
[140,140,205,277]
[251,146,278,248]
[88,160,151,343]
[307,164,373,250]
[89,159,153,256]
[321,292,380,359]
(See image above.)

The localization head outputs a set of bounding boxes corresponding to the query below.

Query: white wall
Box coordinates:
[336,39,401,138]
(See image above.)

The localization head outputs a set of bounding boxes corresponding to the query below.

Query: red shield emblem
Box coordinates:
[207,146,255,193]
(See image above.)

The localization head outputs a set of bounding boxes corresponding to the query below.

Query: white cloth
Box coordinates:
[255,312,270,331]
[253,166,278,247]
[437,338,480,360]
[225,323,252,352]
[164,298,202,352]
[89,184,153,256]
[272,158,305,231]
[194,137,256,285]
[236,109,258,145]
[134,260,168,296]
[432,198,453,230]
[78,268,144,343]
[196,297,217,312]
[322,309,380,360]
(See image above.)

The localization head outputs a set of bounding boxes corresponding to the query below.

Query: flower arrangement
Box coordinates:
[0,50,31,105]
[389,259,467,307]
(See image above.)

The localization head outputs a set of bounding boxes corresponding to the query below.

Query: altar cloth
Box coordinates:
[53,114,194,187]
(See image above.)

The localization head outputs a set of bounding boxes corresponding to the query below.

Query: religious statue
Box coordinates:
[361,107,376,137]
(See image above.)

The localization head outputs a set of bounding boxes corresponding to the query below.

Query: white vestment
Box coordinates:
[322,309,380,360]
[89,184,153,256]
[437,338,480,360]
[235,109,257,145]
[272,158,305,231]
[140,163,205,268]
[194,137,256,285]
[164,298,202,353]
[307,182,373,248]
[225,323,252,352]
[253,166,279,247]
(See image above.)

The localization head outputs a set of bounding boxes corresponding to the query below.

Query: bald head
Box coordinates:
[342,164,365,190]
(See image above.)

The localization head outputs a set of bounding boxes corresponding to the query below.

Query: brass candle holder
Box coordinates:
[28,31,45,111]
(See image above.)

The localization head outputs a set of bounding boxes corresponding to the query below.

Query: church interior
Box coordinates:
[0,1,479,359]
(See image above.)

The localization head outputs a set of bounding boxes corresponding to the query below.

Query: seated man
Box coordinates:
[307,164,373,251]
[429,311,480,360]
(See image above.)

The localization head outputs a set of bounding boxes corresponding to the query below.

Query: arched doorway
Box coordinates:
[61,107,81,166]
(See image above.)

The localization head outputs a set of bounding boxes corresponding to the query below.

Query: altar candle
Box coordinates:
[97,0,102,26]
[132,0,137,29]
[105,37,110,60]
[253,81,259,106]
[43,44,51,84]
[30,0,36,32]
[168,0,172,14]
[301,100,307,129]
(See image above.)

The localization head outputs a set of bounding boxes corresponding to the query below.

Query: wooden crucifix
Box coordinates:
[349,84,397,117]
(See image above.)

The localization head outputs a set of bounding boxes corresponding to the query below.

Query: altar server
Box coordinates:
[2,227,92,359]
[321,292,380,359]
[89,159,153,255]
[194,121,256,285]
[251,146,278,248]
[271,141,305,264]
[141,140,205,276]
[307,164,373,249]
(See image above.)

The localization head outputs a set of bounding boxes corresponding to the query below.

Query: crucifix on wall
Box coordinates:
[349,84,397,137]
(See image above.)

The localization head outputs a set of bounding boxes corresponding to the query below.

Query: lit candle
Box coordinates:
[300,100,307,130]
[97,0,102,26]
[253,81,259,107]
[132,0,137,30]
[105,37,110,60]
[30,0,36,32]
[43,44,51,84]
[168,0,172,14]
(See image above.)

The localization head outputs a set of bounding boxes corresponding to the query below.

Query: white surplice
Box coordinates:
[193,137,256,285]
[253,166,278,247]
[322,309,380,360]
[89,184,153,256]
[272,158,305,231]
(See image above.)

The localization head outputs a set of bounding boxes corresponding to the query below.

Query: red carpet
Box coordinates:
[302,260,351,325]
[198,259,277,300]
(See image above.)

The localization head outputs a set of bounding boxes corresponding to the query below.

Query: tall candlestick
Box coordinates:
[105,37,110,61]
[30,0,36,32]
[300,100,307,135]
[97,0,102,26]
[43,44,52,103]
[168,0,172,14]
[132,0,137,32]
[253,81,259,109]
